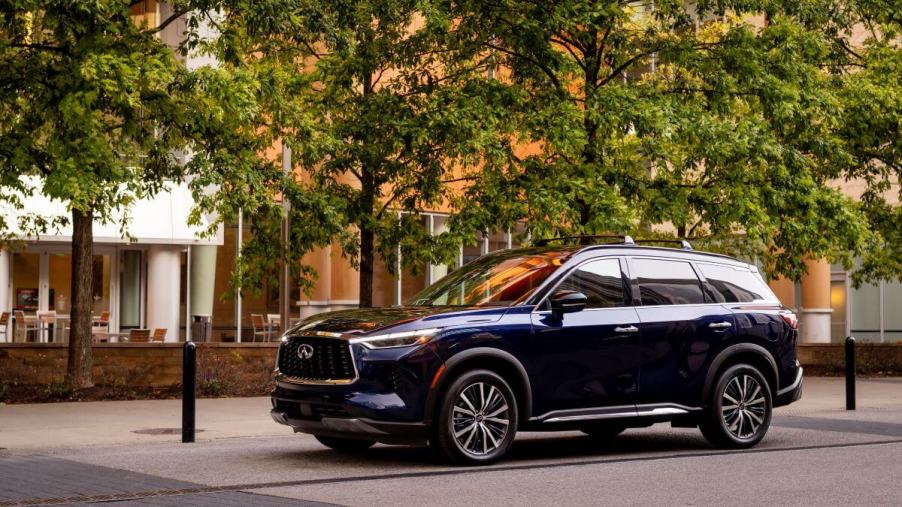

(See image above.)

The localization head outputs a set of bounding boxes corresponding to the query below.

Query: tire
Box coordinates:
[431,369,518,465]
[314,435,376,452]
[581,423,626,441]
[699,364,772,448]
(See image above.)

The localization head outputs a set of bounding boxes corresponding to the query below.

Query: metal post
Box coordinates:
[845,336,856,411]
[182,341,197,442]
[280,145,292,335]
[236,209,243,342]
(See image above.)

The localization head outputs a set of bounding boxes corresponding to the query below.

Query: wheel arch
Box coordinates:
[702,343,779,403]
[425,347,533,426]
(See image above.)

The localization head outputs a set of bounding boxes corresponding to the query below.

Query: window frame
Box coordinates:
[626,256,710,307]
[533,255,632,312]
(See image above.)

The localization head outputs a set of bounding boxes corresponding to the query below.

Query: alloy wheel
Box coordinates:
[721,374,767,440]
[451,381,511,456]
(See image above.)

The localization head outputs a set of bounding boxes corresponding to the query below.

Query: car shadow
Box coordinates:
[268,428,714,469]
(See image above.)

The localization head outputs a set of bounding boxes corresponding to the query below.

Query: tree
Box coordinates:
[213,0,515,306]
[827,1,902,285]
[445,0,872,281]
[0,1,271,387]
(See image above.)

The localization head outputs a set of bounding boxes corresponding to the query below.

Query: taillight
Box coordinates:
[780,311,798,330]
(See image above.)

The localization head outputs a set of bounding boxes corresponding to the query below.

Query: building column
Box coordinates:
[189,245,217,318]
[298,246,332,319]
[331,242,359,311]
[800,257,832,343]
[188,245,217,340]
[0,249,9,340]
[768,276,796,309]
[146,245,181,342]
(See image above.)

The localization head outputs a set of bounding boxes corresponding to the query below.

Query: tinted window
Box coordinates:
[556,258,626,309]
[633,258,705,305]
[698,263,776,303]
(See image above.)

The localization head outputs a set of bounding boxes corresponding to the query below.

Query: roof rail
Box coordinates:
[632,239,693,250]
[534,234,635,247]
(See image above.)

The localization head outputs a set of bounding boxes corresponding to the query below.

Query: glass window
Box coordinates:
[850,281,881,342]
[409,249,573,306]
[633,258,705,306]
[830,278,848,343]
[883,281,902,343]
[698,263,776,303]
[556,259,626,309]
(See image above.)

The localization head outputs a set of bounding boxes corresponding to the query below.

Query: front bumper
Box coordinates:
[774,367,803,407]
[270,408,428,444]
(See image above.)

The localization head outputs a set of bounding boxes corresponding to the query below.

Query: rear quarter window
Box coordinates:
[698,263,777,303]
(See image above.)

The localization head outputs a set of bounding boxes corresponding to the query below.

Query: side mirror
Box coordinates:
[549,290,588,317]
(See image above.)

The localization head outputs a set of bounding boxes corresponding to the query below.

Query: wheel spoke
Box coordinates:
[483,423,500,448]
[453,406,475,417]
[484,416,509,426]
[721,404,739,412]
[459,391,478,414]
[485,403,509,418]
[484,386,498,412]
[746,410,763,425]
[455,422,476,438]
[478,383,486,412]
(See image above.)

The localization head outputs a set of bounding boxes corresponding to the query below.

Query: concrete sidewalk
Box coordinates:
[0,377,899,451]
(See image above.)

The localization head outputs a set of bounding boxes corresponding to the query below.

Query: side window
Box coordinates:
[698,263,776,303]
[556,258,627,309]
[633,258,705,305]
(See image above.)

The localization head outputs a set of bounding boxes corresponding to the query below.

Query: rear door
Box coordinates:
[629,257,736,407]
[528,257,642,413]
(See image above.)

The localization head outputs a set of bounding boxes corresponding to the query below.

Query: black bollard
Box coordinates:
[845,336,856,411]
[182,341,197,442]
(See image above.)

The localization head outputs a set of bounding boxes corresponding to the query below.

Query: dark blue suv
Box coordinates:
[271,237,803,464]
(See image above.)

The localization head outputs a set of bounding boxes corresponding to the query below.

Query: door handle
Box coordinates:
[614,325,639,334]
[708,322,732,330]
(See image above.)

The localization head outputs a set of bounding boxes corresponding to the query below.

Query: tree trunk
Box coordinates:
[66,206,94,389]
[358,225,375,308]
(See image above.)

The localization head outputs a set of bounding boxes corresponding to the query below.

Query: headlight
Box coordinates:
[349,328,442,349]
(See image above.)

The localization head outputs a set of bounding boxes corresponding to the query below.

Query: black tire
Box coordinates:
[431,369,518,465]
[314,435,376,452]
[699,364,772,448]
[581,423,626,441]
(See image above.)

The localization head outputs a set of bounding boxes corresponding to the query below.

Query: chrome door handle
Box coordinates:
[614,326,639,334]
[708,322,732,329]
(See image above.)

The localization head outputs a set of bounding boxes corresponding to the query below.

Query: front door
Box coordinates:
[527,257,641,414]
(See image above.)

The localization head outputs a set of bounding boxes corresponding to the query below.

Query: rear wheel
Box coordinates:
[314,435,376,452]
[431,369,518,465]
[699,364,772,448]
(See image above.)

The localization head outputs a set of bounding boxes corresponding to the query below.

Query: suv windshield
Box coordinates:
[407,249,573,307]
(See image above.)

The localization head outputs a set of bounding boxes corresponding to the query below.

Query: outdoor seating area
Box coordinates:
[250,313,283,342]
[0,310,171,344]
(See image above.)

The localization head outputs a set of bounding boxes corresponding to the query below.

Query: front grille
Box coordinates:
[278,336,356,383]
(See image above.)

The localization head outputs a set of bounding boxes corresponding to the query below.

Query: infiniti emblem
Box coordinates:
[297,343,314,360]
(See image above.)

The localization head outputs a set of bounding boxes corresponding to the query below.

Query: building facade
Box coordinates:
[1,2,899,346]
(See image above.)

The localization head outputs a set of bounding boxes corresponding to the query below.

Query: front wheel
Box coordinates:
[699,364,772,448]
[431,369,518,465]
[314,435,376,452]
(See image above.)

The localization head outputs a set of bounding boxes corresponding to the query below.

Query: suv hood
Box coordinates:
[285,306,507,338]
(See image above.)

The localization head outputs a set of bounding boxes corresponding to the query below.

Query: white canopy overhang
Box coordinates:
[0,177,222,246]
